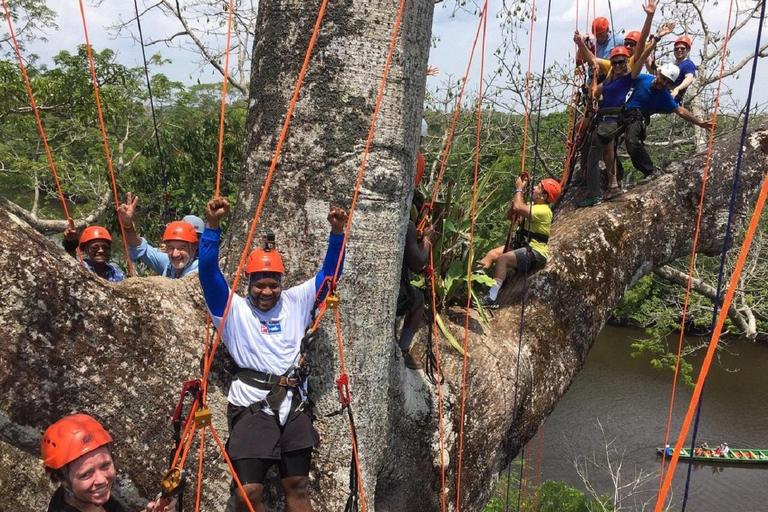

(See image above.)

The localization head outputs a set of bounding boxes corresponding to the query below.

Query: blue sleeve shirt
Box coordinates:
[596,33,620,60]
[600,74,634,109]
[198,227,346,318]
[674,59,696,87]
[625,74,679,113]
[129,237,198,278]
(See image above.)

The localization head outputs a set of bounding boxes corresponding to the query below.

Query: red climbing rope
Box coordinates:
[455,4,488,511]
[654,169,768,512]
[428,245,448,512]
[77,0,135,276]
[417,7,488,232]
[657,0,736,486]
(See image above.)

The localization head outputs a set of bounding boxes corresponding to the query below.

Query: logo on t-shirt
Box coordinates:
[260,321,282,334]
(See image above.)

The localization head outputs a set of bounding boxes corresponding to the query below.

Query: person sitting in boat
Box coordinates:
[721,442,730,457]
[714,444,722,456]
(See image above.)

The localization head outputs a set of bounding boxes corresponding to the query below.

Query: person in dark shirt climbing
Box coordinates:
[475,176,561,309]
[397,213,437,370]
[577,35,660,207]
[198,195,347,512]
[42,414,173,512]
[62,226,125,282]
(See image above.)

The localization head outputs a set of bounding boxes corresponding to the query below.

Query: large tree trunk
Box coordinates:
[1,1,768,511]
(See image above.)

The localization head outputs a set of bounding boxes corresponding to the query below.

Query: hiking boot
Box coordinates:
[605,186,624,200]
[401,349,423,370]
[577,196,602,208]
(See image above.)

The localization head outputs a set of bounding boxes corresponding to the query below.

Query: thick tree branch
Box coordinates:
[653,264,756,339]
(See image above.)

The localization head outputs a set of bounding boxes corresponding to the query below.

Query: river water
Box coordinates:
[535,325,768,512]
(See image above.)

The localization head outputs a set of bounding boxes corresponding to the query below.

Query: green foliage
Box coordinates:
[0,46,244,245]
[484,476,610,512]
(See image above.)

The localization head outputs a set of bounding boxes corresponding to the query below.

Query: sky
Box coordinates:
[8,0,768,111]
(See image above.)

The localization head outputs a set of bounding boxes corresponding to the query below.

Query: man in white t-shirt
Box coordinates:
[199,196,347,512]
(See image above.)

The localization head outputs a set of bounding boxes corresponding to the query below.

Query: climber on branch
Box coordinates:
[198,196,347,512]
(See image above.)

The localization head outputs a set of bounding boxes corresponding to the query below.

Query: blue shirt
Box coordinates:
[673,59,696,100]
[601,74,634,109]
[82,259,125,282]
[199,227,345,317]
[128,237,199,278]
[625,74,679,113]
[596,33,620,60]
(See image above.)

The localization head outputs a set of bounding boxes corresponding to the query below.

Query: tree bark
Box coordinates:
[1,1,768,511]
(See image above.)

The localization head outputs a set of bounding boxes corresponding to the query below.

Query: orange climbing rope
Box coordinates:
[77,0,135,276]
[1,0,74,231]
[427,245,448,512]
[519,0,537,176]
[653,167,768,512]
[214,0,235,197]
[417,7,488,233]
[455,4,488,512]
[657,0,736,486]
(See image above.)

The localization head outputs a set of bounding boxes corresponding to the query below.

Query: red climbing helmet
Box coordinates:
[79,226,112,251]
[246,249,285,275]
[540,178,562,203]
[675,35,692,49]
[415,151,425,187]
[41,414,113,471]
[592,17,610,36]
[610,46,631,60]
[163,221,198,243]
[624,31,641,44]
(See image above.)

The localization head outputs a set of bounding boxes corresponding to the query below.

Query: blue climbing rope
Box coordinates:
[680,2,766,510]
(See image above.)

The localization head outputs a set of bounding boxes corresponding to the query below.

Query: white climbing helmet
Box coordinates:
[658,63,680,84]
[421,118,428,138]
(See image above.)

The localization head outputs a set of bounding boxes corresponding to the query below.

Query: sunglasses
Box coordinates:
[611,59,628,66]
[674,46,688,52]
[624,41,637,47]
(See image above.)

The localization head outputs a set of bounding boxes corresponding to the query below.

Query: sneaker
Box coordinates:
[577,196,603,208]
[636,170,659,185]
[471,294,499,310]
[401,349,423,370]
[605,186,624,200]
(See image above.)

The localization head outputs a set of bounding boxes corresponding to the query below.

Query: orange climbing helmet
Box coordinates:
[163,221,198,243]
[675,35,692,49]
[540,178,562,203]
[624,31,641,44]
[610,46,631,60]
[41,414,113,471]
[246,249,285,275]
[79,226,112,251]
[592,17,610,36]
[415,151,425,187]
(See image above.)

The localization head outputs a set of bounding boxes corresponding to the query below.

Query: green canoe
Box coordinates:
[656,447,768,465]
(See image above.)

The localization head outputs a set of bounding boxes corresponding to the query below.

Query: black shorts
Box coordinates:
[231,447,313,484]
[226,403,319,461]
[396,280,424,317]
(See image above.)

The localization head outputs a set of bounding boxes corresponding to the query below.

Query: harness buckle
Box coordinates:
[326,293,340,310]
[194,406,212,427]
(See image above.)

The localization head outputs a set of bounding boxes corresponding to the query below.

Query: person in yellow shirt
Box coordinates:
[475,176,561,309]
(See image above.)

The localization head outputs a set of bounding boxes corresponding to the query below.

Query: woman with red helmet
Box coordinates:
[117,192,200,278]
[41,414,173,512]
[475,175,561,309]
[62,225,125,282]
[198,195,347,512]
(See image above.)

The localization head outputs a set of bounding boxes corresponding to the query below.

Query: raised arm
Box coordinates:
[199,197,231,317]
[116,192,142,248]
[573,31,598,69]
[508,175,532,219]
[632,38,657,79]
[634,0,658,62]
[314,206,348,296]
